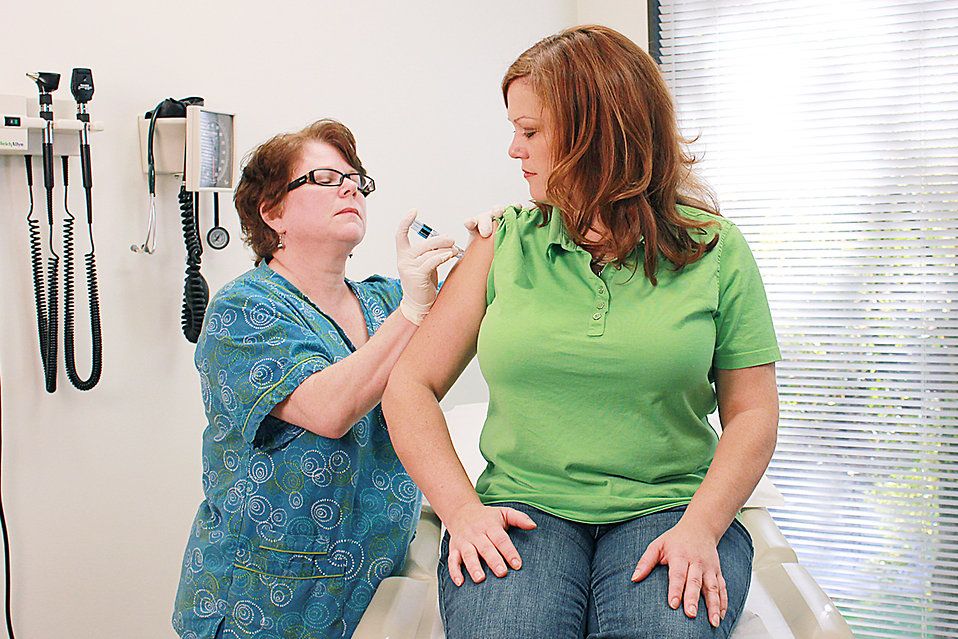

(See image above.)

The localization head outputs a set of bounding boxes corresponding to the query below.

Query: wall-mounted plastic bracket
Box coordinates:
[0,94,104,156]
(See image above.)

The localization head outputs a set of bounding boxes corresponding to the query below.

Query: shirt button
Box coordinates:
[592,312,602,320]
[596,301,606,309]
[598,286,606,294]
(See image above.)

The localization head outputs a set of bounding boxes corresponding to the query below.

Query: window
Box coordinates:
[653,2,958,637]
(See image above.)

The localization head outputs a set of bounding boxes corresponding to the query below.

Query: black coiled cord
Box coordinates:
[25,156,58,393]
[179,184,208,343]
[44,228,58,394]
[61,157,102,390]
[25,158,47,369]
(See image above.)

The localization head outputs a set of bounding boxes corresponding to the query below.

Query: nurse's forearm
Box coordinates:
[272,310,419,438]
[382,376,481,521]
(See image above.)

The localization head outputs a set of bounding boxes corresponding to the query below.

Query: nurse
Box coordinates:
[172,119,497,638]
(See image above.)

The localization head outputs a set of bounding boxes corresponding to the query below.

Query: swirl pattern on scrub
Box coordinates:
[172,262,422,639]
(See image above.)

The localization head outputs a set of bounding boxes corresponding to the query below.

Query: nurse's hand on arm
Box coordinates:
[382,229,537,587]
[463,205,510,243]
[631,363,778,629]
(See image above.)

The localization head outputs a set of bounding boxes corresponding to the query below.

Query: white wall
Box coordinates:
[577,0,650,49]
[0,3,646,637]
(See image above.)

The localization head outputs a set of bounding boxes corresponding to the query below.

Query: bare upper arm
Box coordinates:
[389,231,496,400]
[715,363,779,429]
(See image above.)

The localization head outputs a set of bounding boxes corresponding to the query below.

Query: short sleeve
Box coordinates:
[197,285,334,444]
[713,222,782,369]
[486,206,519,306]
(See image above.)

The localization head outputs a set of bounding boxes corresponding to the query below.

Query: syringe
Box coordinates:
[410,219,465,258]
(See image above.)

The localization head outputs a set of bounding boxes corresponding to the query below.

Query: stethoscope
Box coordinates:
[132,103,162,254]
[134,99,231,254]
[207,192,229,250]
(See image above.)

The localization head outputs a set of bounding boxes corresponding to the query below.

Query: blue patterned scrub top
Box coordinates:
[173,261,422,639]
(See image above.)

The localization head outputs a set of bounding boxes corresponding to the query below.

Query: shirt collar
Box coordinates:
[543,206,645,257]
[543,206,580,255]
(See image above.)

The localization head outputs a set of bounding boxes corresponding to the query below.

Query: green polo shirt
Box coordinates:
[474,205,781,524]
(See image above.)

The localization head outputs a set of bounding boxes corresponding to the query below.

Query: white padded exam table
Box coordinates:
[354,403,855,639]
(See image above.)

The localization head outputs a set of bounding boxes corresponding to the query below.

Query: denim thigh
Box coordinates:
[588,507,754,639]
[437,502,593,639]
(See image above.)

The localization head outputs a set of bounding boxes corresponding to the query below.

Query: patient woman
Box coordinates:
[383,26,781,639]
[172,119,497,639]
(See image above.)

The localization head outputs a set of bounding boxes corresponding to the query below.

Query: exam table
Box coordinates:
[354,403,855,639]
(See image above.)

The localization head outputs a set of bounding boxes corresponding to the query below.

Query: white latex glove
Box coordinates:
[463,205,509,242]
[396,210,458,325]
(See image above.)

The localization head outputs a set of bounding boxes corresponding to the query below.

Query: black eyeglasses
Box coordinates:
[287,168,376,196]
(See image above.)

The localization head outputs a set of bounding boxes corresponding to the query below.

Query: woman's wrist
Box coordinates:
[679,504,731,544]
[434,491,486,529]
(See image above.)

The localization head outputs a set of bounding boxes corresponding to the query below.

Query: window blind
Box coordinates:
[654,2,958,638]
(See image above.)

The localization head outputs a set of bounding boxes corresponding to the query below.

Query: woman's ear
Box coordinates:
[260,201,284,235]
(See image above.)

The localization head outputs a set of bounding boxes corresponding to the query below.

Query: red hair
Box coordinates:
[503,25,720,284]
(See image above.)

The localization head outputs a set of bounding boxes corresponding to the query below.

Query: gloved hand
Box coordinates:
[396,210,458,325]
[463,205,510,242]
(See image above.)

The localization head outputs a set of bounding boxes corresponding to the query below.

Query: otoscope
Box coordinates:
[26,71,61,393]
[61,68,102,390]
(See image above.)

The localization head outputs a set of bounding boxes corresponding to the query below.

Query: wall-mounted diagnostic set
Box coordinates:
[1,69,104,393]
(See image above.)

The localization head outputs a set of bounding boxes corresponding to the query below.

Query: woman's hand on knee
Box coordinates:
[630,520,728,629]
[445,502,537,586]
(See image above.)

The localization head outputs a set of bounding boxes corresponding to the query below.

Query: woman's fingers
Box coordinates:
[474,534,508,578]
[486,524,523,570]
[667,559,689,611]
[459,543,486,584]
[702,570,722,627]
[719,573,728,620]
[631,540,661,583]
[683,562,704,619]
[502,507,537,531]
[447,547,465,587]
[444,505,539,587]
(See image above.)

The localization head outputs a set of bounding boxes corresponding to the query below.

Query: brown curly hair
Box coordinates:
[503,25,720,285]
[234,119,367,264]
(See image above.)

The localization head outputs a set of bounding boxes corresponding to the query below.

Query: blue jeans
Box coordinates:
[438,503,753,639]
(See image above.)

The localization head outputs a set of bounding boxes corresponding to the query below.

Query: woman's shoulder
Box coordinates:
[675,203,728,226]
[675,204,740,245]
[497,204,545,229]
[493,205,553,249]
